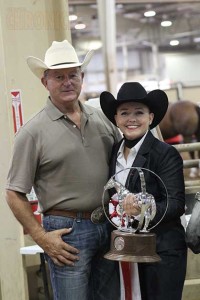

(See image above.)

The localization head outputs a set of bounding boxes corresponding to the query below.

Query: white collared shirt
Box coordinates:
[115,132,147,185]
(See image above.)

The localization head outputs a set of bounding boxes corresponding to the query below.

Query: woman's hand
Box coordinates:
[123,193,141,216]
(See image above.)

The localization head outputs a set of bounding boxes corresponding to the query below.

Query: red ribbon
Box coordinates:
[121,262,132,300]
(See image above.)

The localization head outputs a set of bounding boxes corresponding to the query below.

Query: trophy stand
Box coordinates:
[103,167,168,263]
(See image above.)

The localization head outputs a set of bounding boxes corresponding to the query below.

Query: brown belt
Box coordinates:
[44,209,92,219]
[44,206,108,224]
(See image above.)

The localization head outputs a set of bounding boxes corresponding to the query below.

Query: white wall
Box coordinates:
[163,52,200,85]
[84,48,200,97]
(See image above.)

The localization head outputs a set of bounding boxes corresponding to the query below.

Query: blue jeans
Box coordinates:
[43,216,120,300]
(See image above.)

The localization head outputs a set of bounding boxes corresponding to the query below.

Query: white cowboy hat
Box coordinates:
[27,40,94,78]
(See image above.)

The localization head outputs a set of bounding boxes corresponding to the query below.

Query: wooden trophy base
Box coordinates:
[104,229,161,263]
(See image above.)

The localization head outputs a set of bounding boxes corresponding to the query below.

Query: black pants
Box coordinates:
[138,248,187,300]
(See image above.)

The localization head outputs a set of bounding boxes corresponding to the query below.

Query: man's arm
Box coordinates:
[6,190,79,266]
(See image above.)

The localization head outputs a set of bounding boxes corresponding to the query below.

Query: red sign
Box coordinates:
[11,90,24,133]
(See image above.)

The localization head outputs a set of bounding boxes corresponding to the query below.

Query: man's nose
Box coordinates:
[63,76,72,84]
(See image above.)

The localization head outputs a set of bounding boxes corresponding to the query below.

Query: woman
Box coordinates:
[100,82,187,300]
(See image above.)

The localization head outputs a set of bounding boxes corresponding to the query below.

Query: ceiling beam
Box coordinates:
[117,0,200,2]
[68,0,95,4]
[68,0,200,4]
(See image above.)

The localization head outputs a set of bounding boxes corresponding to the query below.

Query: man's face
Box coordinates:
[41,67,84,107]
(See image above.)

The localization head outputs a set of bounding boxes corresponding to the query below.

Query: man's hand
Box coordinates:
[5,190,80,267]
[38,228,79,266]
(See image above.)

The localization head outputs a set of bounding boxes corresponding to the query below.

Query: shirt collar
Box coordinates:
[45,97,64,120]
[45,97,94,121]
[118,131,148,157]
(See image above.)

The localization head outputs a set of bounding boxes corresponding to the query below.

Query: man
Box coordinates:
[6,40,121,300]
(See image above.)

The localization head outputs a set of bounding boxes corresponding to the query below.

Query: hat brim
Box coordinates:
[27,50,94,79]
[100,89,168,129]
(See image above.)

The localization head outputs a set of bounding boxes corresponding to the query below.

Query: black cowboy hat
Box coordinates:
[100,82,168,129]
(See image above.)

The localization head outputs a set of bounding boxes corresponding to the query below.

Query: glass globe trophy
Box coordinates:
[102,167,168,263]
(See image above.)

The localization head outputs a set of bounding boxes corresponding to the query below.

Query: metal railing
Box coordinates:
[173,142,200,194]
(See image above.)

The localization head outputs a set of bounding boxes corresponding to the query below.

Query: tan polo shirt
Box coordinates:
[6,98,121,213]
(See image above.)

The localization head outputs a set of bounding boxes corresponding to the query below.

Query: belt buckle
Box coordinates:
[91,206,107,224]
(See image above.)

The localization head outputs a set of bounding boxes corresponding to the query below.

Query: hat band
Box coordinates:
[50,62,77,67]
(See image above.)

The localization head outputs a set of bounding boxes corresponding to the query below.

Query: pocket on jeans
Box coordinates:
[42,215,75,232]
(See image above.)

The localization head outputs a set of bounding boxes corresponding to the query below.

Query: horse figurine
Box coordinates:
[104,169,156,232]
[159,100,200,178]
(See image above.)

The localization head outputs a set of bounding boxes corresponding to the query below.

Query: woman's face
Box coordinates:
[114,102,154,140]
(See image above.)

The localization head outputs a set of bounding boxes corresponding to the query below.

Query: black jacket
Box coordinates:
[109,130,186,252]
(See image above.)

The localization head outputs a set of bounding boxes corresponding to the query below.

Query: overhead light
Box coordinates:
[69,14,77,21]
[144,10,156,17]
[194,37,200,43]
[88,40,102,50]
[116,4,123,9]
[75,22,86,30]
[161,20,172,27]
[170,40,179,46]
[80,40,102,51]
[124,12,141,19]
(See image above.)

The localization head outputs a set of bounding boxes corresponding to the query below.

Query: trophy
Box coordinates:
[102,167,168,263]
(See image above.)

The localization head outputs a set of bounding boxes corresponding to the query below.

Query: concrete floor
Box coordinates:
[182,249,200,300]
[27,265,53,300]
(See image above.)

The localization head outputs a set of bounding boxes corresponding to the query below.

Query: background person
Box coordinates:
[100,82,187,300]
[6,40,121,300]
